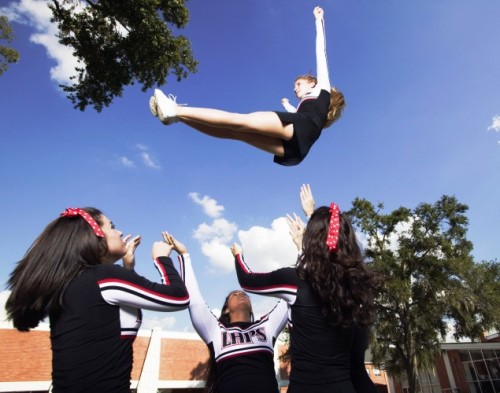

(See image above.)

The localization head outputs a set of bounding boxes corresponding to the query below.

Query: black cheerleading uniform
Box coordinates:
[234,254,377,393]
[178,253,288,393]
[274,17,332,167]
[49,257,189,393]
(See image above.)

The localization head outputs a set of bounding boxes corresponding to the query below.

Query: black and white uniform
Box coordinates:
[50,257,190,393]
[178,253,288,393]
[235,254,377,393]
[274,17,332,166]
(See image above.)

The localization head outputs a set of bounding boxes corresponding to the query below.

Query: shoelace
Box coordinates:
[167,94,187,107]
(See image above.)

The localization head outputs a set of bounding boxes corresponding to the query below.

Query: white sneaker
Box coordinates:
[154,89,179,125]
[149,96,159,117]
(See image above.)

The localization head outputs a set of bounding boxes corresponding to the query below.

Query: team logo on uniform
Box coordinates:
[221,327,267,348]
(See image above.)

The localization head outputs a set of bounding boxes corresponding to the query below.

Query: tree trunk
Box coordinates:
[405,352,420,393]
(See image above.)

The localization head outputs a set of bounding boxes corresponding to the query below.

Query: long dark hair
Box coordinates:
[6,207,108,331]
[296,206,375,328]
[205,290,254,393]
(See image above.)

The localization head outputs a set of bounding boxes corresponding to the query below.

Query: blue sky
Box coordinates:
[0,0,499,332]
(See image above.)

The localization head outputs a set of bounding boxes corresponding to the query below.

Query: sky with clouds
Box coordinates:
[0,0,499,332]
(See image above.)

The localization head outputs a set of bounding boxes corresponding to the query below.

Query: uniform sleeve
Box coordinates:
[234,254,299,305]
[97,257,189,312]
[315,17,331,92]
[178,253,220,344]
[265,300,289,339]
[281,100,297,113]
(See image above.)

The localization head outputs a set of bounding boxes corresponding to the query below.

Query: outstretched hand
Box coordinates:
[313,6,324,20]
[151,240,173,260]
[300,183,315,218]
[122,234,141,270]
[162,231,188,254]
[230,243,242,257]
[286,213,305,251]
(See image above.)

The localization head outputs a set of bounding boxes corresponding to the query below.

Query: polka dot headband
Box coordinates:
[326,203,340,251]
[60,208,105,238]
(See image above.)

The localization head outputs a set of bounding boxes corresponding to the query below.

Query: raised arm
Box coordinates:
[281,98,297,113]
[231,244,299,305]
[286,213,305,252]
[300,183,315,219]
[163,232,220,344]
[97,248,190,312]
[314,6,331,92]
[178,253,220,343]
[121,234,142,271]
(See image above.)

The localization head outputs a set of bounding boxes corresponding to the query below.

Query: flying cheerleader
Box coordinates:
[149,6,345,166]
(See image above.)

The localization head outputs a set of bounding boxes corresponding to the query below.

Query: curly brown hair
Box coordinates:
[296,206,374,328]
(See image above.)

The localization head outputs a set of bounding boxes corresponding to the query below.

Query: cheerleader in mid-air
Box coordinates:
[149,6,345,166]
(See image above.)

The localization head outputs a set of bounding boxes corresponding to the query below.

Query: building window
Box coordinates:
[373,368,381,376]
[418,369,441,393]
[366,368,371,375]
[460,349,500,393]
[400,369,440,393]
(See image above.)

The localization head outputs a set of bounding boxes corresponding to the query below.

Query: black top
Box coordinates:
[50,257,189,393]
[235,254,377,392]
[274,89,330,166]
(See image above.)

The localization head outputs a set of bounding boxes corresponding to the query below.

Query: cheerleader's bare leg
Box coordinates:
[150,89,293,142]
[181,119,286,156]
[177,108,294,141]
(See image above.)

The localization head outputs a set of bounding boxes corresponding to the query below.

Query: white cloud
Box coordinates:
[193,218,237,243]
[488,115,500,144]
[187,194,296,273]
[488,115,500,133]
[387,219,413,252]
[116,144,161,170]
[193,218,238,272]
[442,319,472,343]
[119,156,135,168]
[188,192,224,218]
[187,193,236,271]
[1,0,80,85]
[365,215,448,261]
[365,217,413,253]
[140,151,160,169]
[211,308,222,318]
[200,239,235,271]
[0,290,12,327]
[250,296,283,320]
[237,217,297,272]
[140,311,177,330]
[136,144,161,169]
[114,146,163,170]
[355,230,369,251]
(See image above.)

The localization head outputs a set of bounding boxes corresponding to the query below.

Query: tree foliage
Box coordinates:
[48,0,198,111]
[346,196,500,393]
[0,15,20,76]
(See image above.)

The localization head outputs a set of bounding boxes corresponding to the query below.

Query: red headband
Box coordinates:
[326,203,340,251]
[60,208,105,238]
